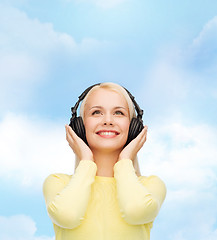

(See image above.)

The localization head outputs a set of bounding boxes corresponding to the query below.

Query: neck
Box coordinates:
[92,150,120,177]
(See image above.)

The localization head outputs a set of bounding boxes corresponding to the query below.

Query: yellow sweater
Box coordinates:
[43,159,166,240]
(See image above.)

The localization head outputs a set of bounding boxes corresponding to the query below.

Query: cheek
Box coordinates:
[83,120,91,134]
[83,118,97,134]
[83,120,92,144]
[121,119,131,133]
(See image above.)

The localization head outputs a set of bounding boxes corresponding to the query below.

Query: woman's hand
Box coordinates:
[65,124,94,162]
[118,125,148,161]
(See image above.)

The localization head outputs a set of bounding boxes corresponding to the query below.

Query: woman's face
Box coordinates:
[83,88,130,153]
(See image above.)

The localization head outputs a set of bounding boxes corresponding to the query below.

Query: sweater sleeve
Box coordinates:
[114,159,166,225]
[43,160,97,229]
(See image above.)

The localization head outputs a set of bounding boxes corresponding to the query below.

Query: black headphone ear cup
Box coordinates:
[69,117,88,144]
[125,118,144,146]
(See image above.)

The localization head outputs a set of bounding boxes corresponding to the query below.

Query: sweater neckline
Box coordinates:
[95,175,115,182]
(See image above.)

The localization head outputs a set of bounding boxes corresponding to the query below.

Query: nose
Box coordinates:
[103,113,113,126]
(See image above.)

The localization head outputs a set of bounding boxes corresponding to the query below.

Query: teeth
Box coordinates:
[98,132,116,136]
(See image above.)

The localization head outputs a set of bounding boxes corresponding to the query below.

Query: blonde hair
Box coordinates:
[74,82,141,176]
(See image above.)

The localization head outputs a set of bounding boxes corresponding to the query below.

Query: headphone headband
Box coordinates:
[70,83,100,118]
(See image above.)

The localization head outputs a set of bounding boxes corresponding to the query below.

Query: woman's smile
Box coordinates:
[96,130,120,138]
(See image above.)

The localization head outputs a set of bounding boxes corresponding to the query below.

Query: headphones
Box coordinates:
[69,83,144,146]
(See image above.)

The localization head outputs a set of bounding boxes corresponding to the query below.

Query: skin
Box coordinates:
[65,88,148,177]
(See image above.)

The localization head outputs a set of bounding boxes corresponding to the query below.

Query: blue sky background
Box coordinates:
[0,0,217,239]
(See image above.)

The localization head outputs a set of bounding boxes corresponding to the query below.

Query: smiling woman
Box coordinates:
[42,82,166,240]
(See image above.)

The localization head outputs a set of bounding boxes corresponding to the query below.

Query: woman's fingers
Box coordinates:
[119,125,148,161]
[65,125,75,150]
[140,126,148,144]
[65,124,81,145]
[65,124,94,161]
[132,125,148,147]
[65,125,72,142]
[65,124,76,140]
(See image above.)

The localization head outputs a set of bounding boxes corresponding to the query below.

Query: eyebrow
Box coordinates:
[89,106,102,110]
[89,106,128,111]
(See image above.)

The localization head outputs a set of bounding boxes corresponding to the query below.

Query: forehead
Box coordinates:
[85,88,128,107]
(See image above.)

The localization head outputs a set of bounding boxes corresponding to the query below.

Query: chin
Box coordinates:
[89,142,124,153]
[87,135,128,152]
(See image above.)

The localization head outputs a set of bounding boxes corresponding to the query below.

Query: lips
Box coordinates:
[96,130,120,137]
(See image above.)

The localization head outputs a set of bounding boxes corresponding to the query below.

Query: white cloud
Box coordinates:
[0,4,76,54]
[0,53,45,111]
[189,15,217,68]
[140,55,195,120]
[139,118,217,191]
[138,116,217,240]
[140,16,217,126]
[0,112,74,191]
[0,215,54,240]
[144,59,190,101]
[0,4,109,112]
[0,4,109,58]
[192,16,217,49]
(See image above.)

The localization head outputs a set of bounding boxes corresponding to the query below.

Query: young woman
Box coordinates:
[43,82,166,240]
